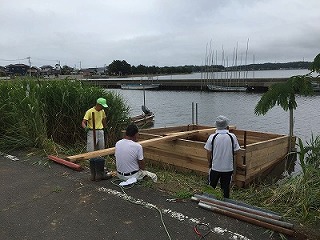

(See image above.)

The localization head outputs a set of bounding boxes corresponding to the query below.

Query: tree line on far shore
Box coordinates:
[106,60,312,76]
[1,59,312,77]
[58,60,314,76]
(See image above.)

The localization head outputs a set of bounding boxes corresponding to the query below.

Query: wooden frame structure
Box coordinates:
[136,125,294,187]
[66,124,294,187]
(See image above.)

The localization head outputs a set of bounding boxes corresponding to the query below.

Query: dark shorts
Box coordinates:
[208,169,233,189]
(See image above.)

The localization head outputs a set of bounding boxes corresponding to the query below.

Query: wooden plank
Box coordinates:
[232,129,284,144]
[48,155,83,171]
[66,128,216,161]
[145,144,247,181]
[140,125,198,134]
[246,156,286,180]
[245,136,289,152]
[247,149,287,171]
[145,142,207,165]
[235,148,246,167]
[144,149,208,173]
[246,144,288,170]
[245,137,289,170]
[151,139,207,158]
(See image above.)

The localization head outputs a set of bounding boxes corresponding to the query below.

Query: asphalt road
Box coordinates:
[0,150,305,240]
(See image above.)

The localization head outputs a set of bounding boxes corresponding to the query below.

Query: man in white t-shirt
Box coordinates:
[115,124,146,181]
[204,115,240,198]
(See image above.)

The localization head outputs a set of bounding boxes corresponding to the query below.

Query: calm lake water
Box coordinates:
[110,69,313,81]
[111,89,320,174]
[107,70,320,174]
[112,89,320,143]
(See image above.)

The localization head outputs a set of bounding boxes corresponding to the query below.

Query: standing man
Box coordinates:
[82,97,108,152]
[82,97,110,181]
[204,115,240,198]
[115,123,146,181]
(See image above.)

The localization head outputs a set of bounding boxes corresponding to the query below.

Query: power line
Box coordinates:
[32,57,59,62]
[0,57,29,62]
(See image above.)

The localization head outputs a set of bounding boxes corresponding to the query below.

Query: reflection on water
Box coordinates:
[111,89,320,176]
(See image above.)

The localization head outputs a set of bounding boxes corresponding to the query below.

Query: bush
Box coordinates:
[0,78,130,151]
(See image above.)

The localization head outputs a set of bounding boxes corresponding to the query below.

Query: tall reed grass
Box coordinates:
[0,78,130,152]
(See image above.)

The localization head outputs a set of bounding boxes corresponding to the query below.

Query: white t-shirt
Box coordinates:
[115,139,144,173]
[204,129,240,172]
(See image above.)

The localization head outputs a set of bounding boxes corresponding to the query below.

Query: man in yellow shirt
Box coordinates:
[82,97,108,152]
[82,97,110,181]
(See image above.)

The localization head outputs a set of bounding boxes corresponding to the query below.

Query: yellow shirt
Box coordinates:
[83,107,106,129]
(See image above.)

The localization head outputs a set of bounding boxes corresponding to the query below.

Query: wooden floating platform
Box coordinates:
[66,124,294,187]
[136,125,294,187]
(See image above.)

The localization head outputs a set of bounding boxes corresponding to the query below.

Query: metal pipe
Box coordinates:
[191,102,194,124]
[244,131,247,149]
[199,200,293,229]
[198,202,295,236]
[195,103,198,125]
[193,194,282,220]
[202,193,280,216]
[224,198,280,216]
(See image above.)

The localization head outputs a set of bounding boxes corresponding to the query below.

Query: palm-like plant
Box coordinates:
[310,53,320,74]
[254,53,320,139]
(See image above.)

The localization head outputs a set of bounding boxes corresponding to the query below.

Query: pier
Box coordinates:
[83,77,291,92]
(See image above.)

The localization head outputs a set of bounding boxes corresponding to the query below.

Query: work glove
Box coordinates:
[84,126,89,133]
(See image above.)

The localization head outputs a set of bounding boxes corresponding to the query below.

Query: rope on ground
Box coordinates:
[193,223,213,239]
[111,179,172,240]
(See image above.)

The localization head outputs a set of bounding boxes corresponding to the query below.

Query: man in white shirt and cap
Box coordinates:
[204,115,240,198]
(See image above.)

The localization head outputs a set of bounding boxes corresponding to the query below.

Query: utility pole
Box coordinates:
[27,56,31,76]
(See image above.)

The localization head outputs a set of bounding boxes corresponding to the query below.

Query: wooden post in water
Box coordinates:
[195,103,198,125]
[192,102,194,124]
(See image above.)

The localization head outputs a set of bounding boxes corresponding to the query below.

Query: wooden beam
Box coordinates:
[48,155,83,171]
[66,128,216,162]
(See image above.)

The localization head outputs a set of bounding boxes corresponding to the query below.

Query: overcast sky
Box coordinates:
[0,0,319,68]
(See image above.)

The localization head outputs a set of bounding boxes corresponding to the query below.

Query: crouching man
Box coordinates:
[115,123,157,183]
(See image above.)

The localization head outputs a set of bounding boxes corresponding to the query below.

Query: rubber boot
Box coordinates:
[95,158,109,181]
[89,159,96,181]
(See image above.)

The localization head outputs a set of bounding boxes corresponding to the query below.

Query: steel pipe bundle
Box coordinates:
[192,194,295,236]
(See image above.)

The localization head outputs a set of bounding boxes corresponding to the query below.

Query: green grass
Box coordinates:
[0,77,130,152]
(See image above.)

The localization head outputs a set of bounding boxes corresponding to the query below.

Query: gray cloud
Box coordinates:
[0,0,319,68]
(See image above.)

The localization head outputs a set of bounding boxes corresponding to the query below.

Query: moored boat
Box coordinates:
[207,84,248,92]
[121,83,160,90]
[130,112,154,128]
[130,86,155,128]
